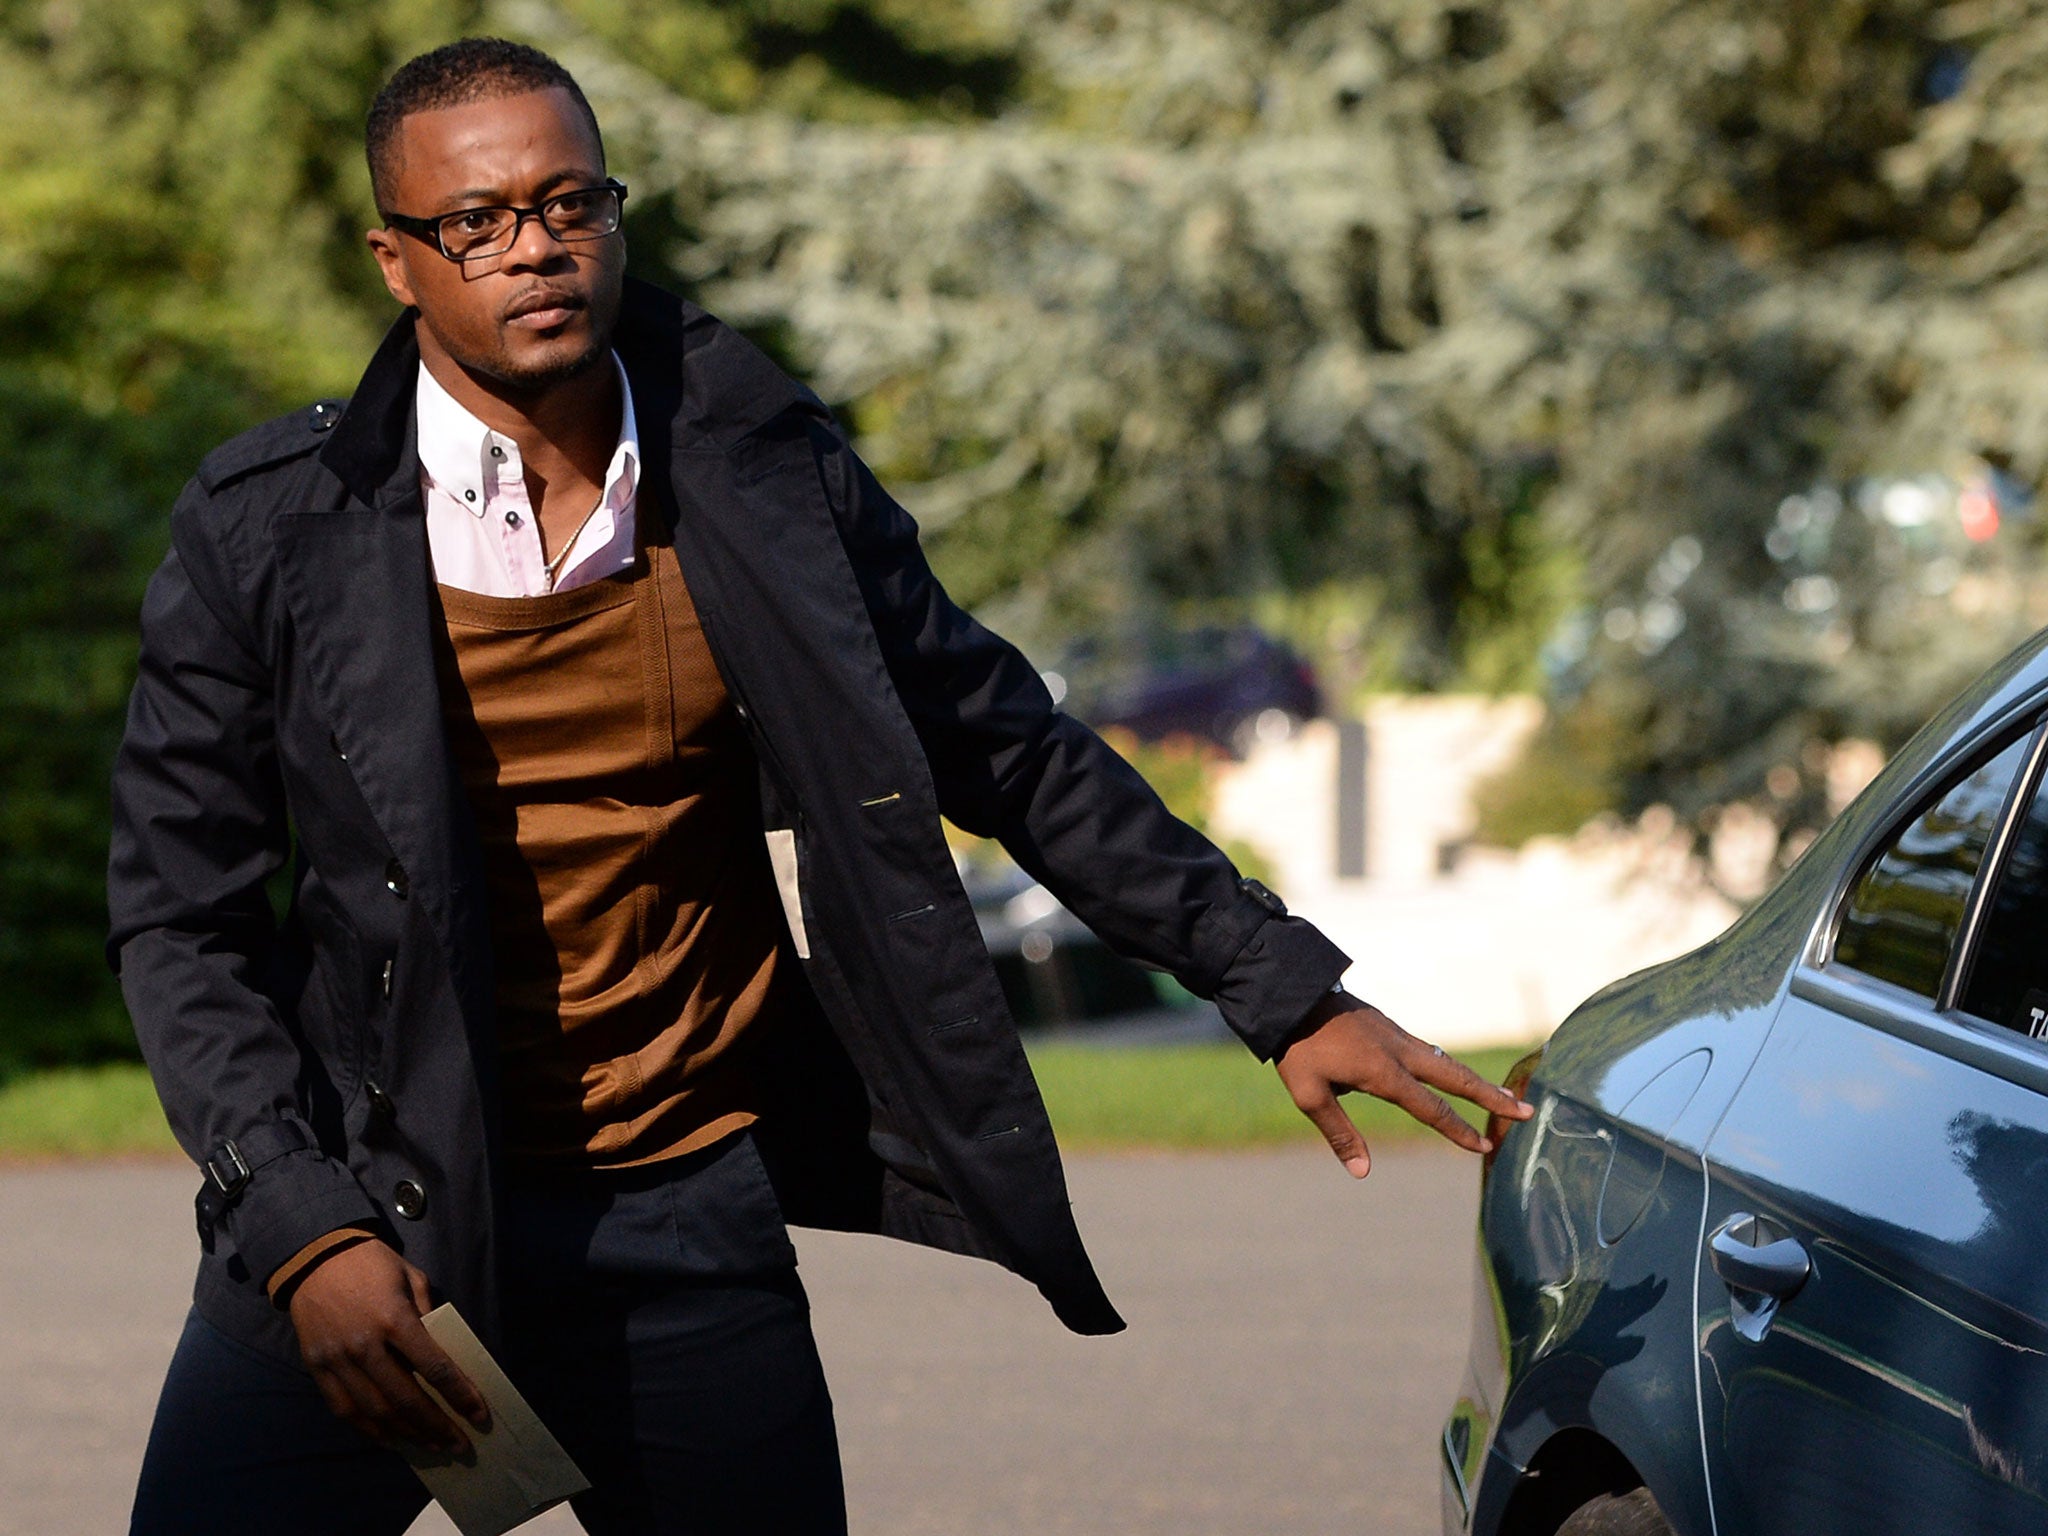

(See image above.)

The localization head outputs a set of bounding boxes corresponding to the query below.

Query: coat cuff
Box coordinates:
[211,1148,383,1292]
[1210,911,1352,1060]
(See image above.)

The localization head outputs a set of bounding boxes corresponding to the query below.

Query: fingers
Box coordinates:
[1295,1088,1373,1179]
[307,1336,468,1454]
[307,1327,479,1449]
[358,1334,473,1456]
[393,1262,490,1431]
[1274,1006,1535,1172]
[393,1310,492,1432]
[307,1360,376,1439]
[294,1261,481,1452]
[1379,1068,1492,1154]
[1407,1042,1535,1120]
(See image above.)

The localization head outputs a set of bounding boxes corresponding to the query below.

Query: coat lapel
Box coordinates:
[617,284,897,760]
[267,282,838,1039]
[275,312,489,1022]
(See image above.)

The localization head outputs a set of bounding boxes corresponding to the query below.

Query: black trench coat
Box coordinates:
[107,278,1349,1361]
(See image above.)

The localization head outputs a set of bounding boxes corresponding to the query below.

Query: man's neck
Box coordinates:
[416,335,620,507]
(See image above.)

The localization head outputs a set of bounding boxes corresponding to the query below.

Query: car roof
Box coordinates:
[1883,626,2048,788]
[1989,626,2048,704]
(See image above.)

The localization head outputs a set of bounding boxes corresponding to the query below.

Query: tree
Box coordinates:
[14,0,2048,1067]
[571,0,2048,864]
[0,0,1028,1070]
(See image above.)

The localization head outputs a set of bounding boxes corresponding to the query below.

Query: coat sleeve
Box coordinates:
[809,418,1351,1059]
[107,481,381,1287]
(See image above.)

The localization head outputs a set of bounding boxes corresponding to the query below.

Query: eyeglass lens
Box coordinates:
[440,187,621,260]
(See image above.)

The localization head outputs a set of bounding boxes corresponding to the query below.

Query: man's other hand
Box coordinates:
[287,1238,492,1455]
[1274,991,1534,1178]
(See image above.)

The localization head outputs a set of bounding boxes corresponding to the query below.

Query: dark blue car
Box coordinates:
[1448,628,2048,1536]
[1056,625,1321,755]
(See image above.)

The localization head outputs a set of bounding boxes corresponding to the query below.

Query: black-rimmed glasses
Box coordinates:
[383,179,628,262]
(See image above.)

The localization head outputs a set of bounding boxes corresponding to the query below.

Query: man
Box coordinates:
[108,37,1530,1536]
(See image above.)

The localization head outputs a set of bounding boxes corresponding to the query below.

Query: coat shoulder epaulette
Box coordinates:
[195,400,348,494]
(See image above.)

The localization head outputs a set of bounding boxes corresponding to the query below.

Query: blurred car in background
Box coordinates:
[963,861,1223,1039]
[1048,624,1321,756]
[1446,625,2048,1536]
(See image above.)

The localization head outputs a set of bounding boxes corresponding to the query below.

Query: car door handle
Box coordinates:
[1710,1213,1811,1298]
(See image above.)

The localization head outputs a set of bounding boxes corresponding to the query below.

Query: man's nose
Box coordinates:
[499,208,571,271]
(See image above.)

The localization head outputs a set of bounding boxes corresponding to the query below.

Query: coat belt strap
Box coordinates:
[194,1119,317,1236]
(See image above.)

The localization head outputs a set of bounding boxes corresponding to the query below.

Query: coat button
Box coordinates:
[365,1081,395,1123]
[385,860,408,898]
[392,1180,427,1220]
[309,399,343,432]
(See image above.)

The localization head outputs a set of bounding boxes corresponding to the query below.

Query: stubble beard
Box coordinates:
[433,273,624,403]
[475,319,614,397]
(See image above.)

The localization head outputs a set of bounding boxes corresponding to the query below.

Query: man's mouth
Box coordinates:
[504,289,585,331]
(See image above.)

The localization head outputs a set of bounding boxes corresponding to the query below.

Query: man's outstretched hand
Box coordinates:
[1275,990,1534,1178]
[288,1238,491,1456]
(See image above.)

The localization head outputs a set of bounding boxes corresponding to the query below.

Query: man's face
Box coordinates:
[366,87,624,393]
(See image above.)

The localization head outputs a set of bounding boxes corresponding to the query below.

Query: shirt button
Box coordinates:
[464,489,476,503]
[392,1180,427,1220]
[385,860,409,898]
[490,446,505,459]
[505,511,521,528]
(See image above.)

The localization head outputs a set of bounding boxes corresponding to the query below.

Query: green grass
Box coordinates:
[1026,1040,1534,1151]
[0,1043,1538,1161]
[0,1062,179,1160]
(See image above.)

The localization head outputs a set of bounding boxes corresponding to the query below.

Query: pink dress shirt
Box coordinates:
[417,356,640,597]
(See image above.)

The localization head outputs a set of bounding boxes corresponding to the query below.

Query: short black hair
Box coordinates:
[366,38,603,214]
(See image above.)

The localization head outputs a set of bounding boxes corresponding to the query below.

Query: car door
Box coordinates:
[1694,715,2048,1535]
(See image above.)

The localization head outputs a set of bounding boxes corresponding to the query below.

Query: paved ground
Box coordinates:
[0,1145,1478,1536]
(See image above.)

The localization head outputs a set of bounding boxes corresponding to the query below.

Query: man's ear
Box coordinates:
[366,227,419,310]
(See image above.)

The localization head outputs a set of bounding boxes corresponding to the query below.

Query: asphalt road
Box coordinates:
[0,1144,1478,1536]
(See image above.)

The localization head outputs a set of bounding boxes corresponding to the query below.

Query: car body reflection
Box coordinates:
[1445,626,2048,1536]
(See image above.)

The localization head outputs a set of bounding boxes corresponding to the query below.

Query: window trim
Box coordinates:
[1943,723,2048,1014]
[1790,966,2048,1097]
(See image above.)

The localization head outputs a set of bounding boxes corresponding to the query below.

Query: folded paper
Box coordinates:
[403,1304,591,1536]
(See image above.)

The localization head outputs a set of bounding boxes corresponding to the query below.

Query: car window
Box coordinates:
[1833,732,2034,999]
[1961,747,2048,1037]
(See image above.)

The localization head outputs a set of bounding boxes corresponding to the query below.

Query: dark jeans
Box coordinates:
[129,1131,847,1535]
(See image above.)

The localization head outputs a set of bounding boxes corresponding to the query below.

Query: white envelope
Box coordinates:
[403,1303,592,1536]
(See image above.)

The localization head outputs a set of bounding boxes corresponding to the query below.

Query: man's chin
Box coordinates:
[486,328,611,393]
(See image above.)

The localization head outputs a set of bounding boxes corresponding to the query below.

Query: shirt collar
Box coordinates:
[414,354,640,518]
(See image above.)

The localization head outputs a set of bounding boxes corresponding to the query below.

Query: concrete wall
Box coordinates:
[1209,703,1742,1051]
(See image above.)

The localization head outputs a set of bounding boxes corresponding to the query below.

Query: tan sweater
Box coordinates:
[267,526,791,1299]
[430,528,789,1169]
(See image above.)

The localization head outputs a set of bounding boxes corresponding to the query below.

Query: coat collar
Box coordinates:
[316,277,815,509]
[317,304,422,509]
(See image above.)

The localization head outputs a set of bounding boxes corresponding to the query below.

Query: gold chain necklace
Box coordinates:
[540,494,608,592]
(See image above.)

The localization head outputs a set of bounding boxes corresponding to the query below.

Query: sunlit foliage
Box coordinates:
[11,0,2048,1065]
